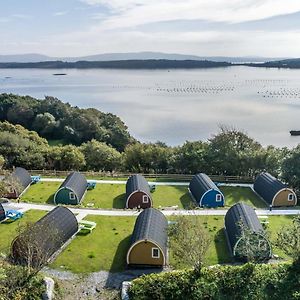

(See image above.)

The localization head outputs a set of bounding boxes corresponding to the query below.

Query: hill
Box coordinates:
[0,59,231,69]
[0,52,289,63]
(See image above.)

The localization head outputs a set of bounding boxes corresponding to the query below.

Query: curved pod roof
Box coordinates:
[189,173,224,207]
[7,167,32,197]
[11,206,78,265]
[127,208,167,266]
[126,174,152,208]
[225,202,271,260]
[254,172,297,206]
[54,171,87,205]
[0,203,5,222]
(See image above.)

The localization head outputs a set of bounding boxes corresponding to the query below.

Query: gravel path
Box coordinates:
[3,201,300,216]
[43,267,165,298]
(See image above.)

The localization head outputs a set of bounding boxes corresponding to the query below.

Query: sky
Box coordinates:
[1,0,300,57]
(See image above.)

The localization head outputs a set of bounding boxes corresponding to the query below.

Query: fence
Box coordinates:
[0,169,255,183]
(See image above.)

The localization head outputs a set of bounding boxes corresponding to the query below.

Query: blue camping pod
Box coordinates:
[189,173,225,207]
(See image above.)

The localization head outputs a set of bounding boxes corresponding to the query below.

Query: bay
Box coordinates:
[1,66,300,148]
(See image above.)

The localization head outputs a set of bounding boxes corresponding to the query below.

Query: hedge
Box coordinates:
[128,263,300,300]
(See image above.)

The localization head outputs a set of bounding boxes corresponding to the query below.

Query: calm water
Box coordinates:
[1,66,300,148]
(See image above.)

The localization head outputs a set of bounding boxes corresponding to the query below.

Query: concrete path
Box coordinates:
[2,202,300,217]
[41,178,252,187]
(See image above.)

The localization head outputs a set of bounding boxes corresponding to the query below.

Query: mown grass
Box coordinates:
[220,186,266,208]
[21,182,265,210]
[0,210,46,254]
[169,214,294,269]
[51,216,136,273]
[21,181,61,204]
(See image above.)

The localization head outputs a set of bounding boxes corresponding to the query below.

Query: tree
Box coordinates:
[281,145,300,192]
[32,112,57,138]
[0,155,5,169]
[168,215,211,270]
[81,139,121,171]
[235,221,271,262]
[45,145,85,170]
[206,126,264,176]
[172,141,209,174]
[123,142,172,173]
[276,216,300,266]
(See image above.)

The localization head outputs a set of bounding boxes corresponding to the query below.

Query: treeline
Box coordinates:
[0,94,132,151]
[1,120,300,191]
[0,60,232,69]
[247,58,300,69]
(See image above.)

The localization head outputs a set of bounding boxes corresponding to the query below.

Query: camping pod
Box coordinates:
[54,171,87,205]
[254,172,297,207]
[5,167,32,199]
[189,173,225,207]
[224,202,272,261]
[11,206,78,265]
[127,208,167,267]
[125,174,152,209]
[0,203,5,222]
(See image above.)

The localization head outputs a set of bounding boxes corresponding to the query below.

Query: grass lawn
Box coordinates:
[169,214,295,269]
[21,181,61,204]
[0,210,46,254]
[220,186,266,208]
[51,216,136,273]
[84,184,193,209]
[20,182,266,210]
[168,215,232,269]
[47,139,68,146]
[266,215,294,259]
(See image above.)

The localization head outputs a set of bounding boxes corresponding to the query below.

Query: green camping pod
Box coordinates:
[54,172,87,205]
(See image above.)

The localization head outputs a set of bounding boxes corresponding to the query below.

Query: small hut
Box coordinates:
[254,172,297,207]
[125,174,152,209]
[54,172,87,205]
[5,167,32,199]
[0,203,5,222]
[189,173,225,207]
[11,206,78,265]
[224,202,272,261]
[127,208,167,267]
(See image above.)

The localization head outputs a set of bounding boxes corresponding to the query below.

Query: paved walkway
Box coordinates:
[41,178,253,187]
[3,202,300,216]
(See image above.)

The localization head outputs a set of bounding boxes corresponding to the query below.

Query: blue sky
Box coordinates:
[1,0,300,57]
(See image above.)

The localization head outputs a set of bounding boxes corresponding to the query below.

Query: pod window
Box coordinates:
[69,192,76,200]
[216,194,222,202]
[152,248,160,258]
[288,194,294,201]
[142,195,149,203]
[258,240,267,251]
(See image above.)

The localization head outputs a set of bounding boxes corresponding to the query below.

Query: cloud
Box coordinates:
[80,0,300,29]
[12,14,31,20]
[53,11,68,16]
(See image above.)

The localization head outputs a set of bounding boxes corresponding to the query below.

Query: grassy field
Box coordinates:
[220,186,266,208]
[21,182,265,209]
[0,210,46,255]
[169,214,294,269]
[21,181,61,204]
[47,139,68,146]
[51,216,136,273]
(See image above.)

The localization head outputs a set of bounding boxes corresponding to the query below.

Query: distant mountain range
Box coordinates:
[0,52,291,63]
[0,60,232,70]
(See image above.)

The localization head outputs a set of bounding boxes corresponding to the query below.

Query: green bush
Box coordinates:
[128,263,300,300]
[0,261,45,300]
